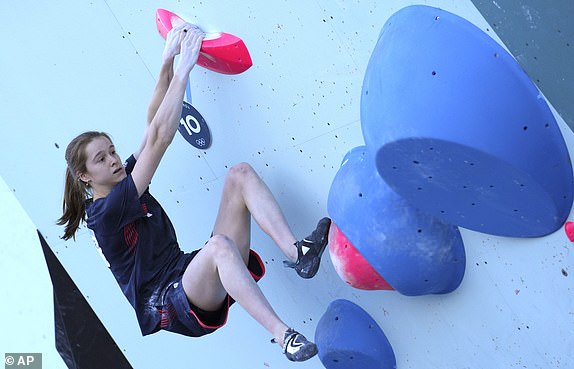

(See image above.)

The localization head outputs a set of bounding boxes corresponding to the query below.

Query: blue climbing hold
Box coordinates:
[315,299,396,369]
[328,146,465,295]
[361,5,573,237]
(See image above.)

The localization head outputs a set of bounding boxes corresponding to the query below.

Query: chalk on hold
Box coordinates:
[315,299,396,369]
[327,146,465,295]
[328,222,393,290]
[156,9,253,74]
[361,5,573,237]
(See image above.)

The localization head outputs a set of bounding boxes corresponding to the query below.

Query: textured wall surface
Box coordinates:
[1,1,573,368]
[471,0,574,131]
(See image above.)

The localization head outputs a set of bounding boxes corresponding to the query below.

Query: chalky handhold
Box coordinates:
[328,146,465,295]
[328,222,393,290]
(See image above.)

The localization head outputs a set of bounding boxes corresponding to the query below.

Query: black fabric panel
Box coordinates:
[39,231,133,369]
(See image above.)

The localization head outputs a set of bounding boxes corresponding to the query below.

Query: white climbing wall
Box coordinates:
[0,177,66,368]
[0,0,572,368]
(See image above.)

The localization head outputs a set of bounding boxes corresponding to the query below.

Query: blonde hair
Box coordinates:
[57,131,112,240]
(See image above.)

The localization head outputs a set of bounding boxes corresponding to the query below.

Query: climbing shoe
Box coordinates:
[284,217,331,279]
[272,328,318,362]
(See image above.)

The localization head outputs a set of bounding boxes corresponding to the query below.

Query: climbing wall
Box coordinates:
[470,0,574,131]
[1,0,573,368]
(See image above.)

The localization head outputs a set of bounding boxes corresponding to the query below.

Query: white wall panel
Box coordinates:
[1,0,572,368]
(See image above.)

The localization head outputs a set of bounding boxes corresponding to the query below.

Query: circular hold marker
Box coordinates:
[178,101,211,149]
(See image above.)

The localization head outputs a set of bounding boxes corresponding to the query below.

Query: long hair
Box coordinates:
[57,131,112,240]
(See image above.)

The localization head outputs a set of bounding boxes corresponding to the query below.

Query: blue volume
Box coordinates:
[360,5,573,237]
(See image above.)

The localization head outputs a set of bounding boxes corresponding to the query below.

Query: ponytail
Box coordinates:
[57,131,112,240]
[57,167,90,240]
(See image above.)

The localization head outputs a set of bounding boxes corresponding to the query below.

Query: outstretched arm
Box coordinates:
[132,26,204,196]
[135,24,195,159]
[147,23,190,124]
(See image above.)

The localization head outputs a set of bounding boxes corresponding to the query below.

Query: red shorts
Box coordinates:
[157,249,265,337]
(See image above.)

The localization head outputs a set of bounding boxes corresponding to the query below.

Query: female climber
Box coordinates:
[57,23,330,362]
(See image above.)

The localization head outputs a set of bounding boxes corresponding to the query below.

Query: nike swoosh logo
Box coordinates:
[286,341,304,354]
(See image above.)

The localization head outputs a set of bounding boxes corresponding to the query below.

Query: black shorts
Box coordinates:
[156,249,265,337]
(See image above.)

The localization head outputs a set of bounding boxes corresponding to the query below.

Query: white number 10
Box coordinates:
[180,115,201,135]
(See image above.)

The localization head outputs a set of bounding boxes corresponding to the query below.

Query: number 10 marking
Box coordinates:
[180,115,201,135]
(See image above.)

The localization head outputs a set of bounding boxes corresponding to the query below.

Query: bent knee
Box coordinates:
[226,162,257,184]
[230,162,254,174]
[205,234,240,259]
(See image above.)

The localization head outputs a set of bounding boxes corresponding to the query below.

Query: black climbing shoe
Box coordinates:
[272,328,318,362]
[284,217,331,279]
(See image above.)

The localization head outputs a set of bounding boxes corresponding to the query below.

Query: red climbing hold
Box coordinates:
[565,221,574,242]
[156,9,253,75]
[328,222,394,291]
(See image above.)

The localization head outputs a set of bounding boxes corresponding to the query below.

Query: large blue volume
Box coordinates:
[315,299,396,369]
[360,5,573,237]
[327,146,465,295]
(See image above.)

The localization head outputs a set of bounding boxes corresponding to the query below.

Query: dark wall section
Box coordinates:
[471,0,574,131]
[38,231,133,369]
